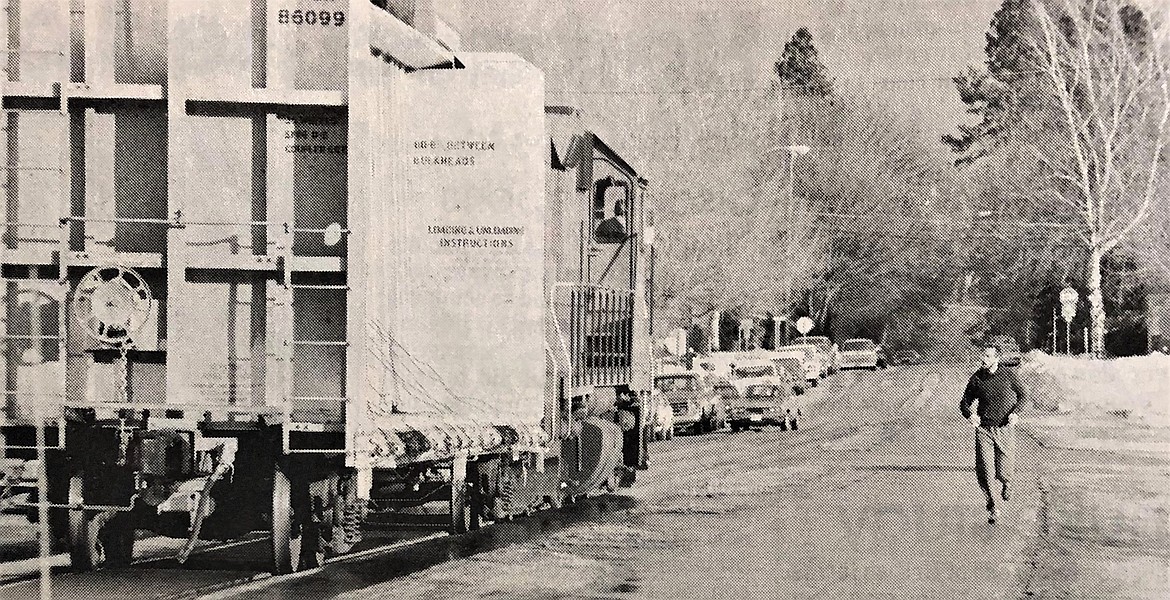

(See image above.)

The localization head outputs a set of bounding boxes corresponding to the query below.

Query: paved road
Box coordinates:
[4,363,1165,599]
[288,364,1045,600]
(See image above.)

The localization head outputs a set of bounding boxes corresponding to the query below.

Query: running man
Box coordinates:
[961,343,1027,524]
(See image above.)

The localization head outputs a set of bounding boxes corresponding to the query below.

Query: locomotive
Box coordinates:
[0,0,654,574]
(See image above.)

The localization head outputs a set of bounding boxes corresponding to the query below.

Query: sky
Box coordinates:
[458,0,1003,151]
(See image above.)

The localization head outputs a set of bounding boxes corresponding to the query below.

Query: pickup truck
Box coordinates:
[839,338,879,370]
[655,372,725,435]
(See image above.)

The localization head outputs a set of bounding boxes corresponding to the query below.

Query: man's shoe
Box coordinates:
[988,508,1000,524]
[1001,483,1011,502]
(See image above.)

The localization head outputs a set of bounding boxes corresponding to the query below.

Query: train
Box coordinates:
[0,0,655,574]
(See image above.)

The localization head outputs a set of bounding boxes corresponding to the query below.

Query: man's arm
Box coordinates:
[960,376,978,419]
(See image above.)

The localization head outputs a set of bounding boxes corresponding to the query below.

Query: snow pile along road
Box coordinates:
[1018,351,1170,426]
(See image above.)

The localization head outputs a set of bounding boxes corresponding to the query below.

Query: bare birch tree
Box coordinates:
[1024,0,1170,353]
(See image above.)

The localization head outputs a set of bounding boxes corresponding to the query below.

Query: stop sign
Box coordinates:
[796,317,814,335]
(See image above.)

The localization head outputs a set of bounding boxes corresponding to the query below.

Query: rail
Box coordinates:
[552,283,635,389]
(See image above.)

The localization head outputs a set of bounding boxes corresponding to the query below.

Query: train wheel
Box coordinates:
[67,474,133,571]
[271,465,321,574]
[468,477,486,531]
[68,475,101,571]
[450,455,478,534]
[450,483,471,533]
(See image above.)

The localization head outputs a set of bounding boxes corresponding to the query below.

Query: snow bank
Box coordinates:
[1018,351,1170,427]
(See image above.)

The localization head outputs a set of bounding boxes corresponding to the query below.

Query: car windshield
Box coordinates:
[842,340,875,352]
[655,376,697,392]
[776,358,802,371]
[793,336,830,349]
[714,384,740,398]
[745,385,776,397]
[733,365,772,378]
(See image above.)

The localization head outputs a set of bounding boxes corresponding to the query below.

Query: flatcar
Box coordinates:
[0,0,654,574]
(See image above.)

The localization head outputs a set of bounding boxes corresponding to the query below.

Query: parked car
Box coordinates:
[711,376,741,415]
[655,372,724,434]
[729,359,789,395]
[839,338,879,370]
[775,344,825,385]
[728,383,799,431]
[760,351,808,395]
[792,336,839,374]
[695,352,739,379]
[892,350,922,365]
[984,334,1022,366]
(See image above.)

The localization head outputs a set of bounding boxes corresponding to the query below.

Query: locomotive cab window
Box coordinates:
[593,177,631,243]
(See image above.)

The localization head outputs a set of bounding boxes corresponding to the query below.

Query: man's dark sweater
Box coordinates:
[961,366,1027,427]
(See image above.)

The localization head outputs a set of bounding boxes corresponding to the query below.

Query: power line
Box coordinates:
[550,68,1055,97]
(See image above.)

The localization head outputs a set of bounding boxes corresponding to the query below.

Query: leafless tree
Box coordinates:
[1025,0,1170,353]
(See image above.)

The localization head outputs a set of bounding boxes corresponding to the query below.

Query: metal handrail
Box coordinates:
[57,216,353,234]
[60,216,179,226]
[0,49,66,56]
[551,283,636,388]
[2,221,61,229]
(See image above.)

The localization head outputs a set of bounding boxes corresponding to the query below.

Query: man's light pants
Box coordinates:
[975,425,1015,511]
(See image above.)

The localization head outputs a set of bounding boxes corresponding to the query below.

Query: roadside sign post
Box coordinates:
[1059,287,1078,355]
[1051,307,1058,354]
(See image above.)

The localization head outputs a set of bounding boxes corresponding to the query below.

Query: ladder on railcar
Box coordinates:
[0,48,70,453]
[279,220,352,454]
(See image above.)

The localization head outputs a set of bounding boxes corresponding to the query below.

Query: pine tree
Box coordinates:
[943,0,1042,165]
[774,28,833,97]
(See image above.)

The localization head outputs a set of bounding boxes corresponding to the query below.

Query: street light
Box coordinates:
[757,145,811,328]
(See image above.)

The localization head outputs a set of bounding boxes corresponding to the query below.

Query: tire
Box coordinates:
[271,464,322,574]
[810,379,818,388]
[67,474,134,572]
[790,418,799,430]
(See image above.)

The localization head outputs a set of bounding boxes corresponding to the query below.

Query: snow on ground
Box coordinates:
[1018,351,1170,427]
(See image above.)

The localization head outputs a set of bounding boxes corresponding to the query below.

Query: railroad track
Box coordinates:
[0,495,635,600]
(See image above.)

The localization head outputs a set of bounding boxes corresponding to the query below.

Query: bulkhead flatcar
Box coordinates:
[0,0,654,574]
